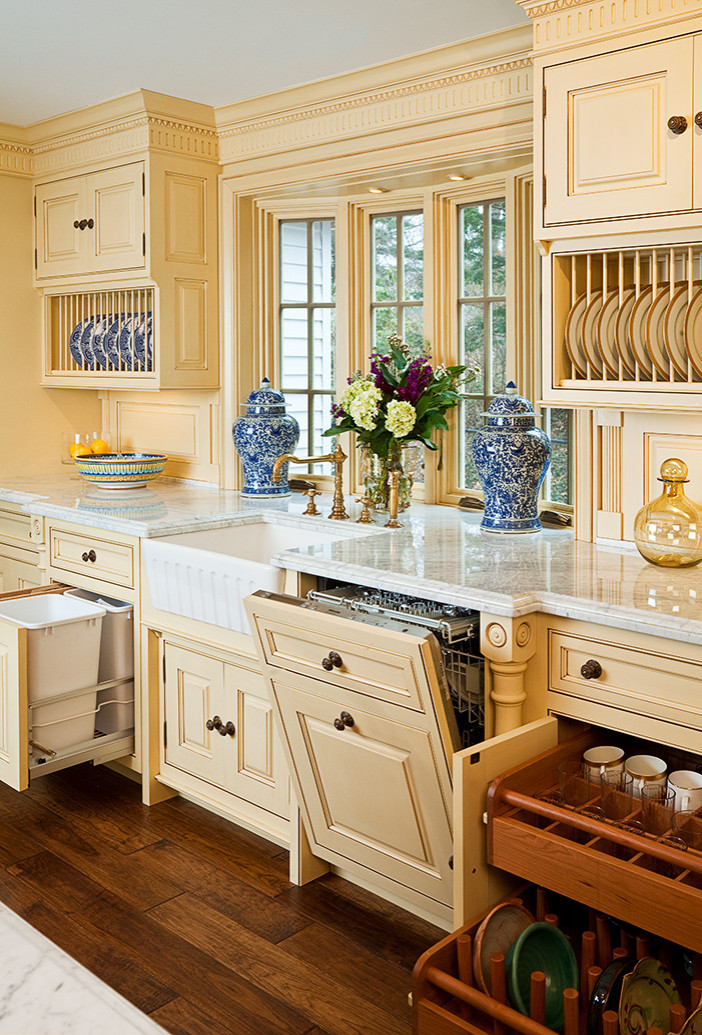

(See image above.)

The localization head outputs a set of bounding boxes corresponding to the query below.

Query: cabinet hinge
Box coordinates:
[542,87,547,119]
[33,196,36,217]
[34,248,37,270]
[543,175,547,207]
[142,171,145,195]
[162,653,166,683]
[142,232,146,257]
[163,721,167,748]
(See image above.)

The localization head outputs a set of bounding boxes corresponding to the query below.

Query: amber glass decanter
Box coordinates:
[633,458,702,568]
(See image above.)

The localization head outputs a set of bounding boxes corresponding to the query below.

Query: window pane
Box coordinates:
[490,201,506,296]
[462,396,484,491]
[280,222,308,303]
[373,216,398,302]
[462,205,484,297]
[312,221,335,303]
[545,408,572,505]
[373,307,397,347]
[312,309,335,389]
[490,302,507,395]
[403,213,424,301]
[461,304,485,394]
[312,395,332,456]
[280,308,309,387]
[403,306,424,352]
[285,395,310,456]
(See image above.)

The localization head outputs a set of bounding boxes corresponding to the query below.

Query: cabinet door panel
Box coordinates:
[0,619,28,791]
[226,662,288,818]
[271,674,453,905]
[91,164,145,272]
[544,37,693,224]
[694,34,702,210]
[164,643,225,786]
[35,179,84,278]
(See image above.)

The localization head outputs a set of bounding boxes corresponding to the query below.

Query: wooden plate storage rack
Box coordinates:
[552,243,702,389]
[43,286,156,388]
[487,729,702,954]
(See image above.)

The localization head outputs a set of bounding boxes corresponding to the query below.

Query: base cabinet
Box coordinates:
[161,637,288,826]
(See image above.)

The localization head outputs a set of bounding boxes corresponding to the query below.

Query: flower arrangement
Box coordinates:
[323,334,474,458]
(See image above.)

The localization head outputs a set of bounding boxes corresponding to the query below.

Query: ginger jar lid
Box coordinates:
[241,378,287,415]
[483,382,541,426]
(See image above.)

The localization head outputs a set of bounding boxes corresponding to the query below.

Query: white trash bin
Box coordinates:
[0,594,105,752]
[65,588,134,735]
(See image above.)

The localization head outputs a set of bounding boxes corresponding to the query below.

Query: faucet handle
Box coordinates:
[384,470,403,529]
[303,488,321,516]
[355,494,372,523]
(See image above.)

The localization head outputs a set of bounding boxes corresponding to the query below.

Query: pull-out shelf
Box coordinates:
[487,728,702,953]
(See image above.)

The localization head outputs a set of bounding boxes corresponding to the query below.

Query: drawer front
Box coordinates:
[0,507,33,548]
[49,529,134,588]
[548,630,702,732]
[251,610,434,712]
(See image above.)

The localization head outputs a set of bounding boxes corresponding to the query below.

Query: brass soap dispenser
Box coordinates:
[633,458,702,568]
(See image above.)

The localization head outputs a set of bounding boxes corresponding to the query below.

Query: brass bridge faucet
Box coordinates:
[272,444,349,520]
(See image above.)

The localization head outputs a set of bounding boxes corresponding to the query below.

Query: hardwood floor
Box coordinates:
[0,764,445,1035]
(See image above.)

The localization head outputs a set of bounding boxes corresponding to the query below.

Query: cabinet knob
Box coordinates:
[668,115,688,135]
[87,218,94,229]
[333,711,354,731]
[81,549,96,563]
[206,716,236,737]
[580,659,602,680]
[695,112,702,129]
[321,650,343,672]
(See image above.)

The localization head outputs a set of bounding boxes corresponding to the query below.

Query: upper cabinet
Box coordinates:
[35,162,145,279]
[29,91,220,390]
[542,36,699,229]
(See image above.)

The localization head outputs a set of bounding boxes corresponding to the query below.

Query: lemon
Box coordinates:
[71,443,91,459]
[91,439,110,454]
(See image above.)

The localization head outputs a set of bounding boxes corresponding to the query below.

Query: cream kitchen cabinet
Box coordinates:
[538,29,702,235]
[35,162,145,280]
[160,636,288,824]
[0,503,43,593]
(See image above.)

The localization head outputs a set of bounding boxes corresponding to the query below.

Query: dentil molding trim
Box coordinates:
[0,139,32,177]
[217,56,532,166]
[513,0,702,52]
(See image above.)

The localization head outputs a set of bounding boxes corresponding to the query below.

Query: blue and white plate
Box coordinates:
[80,319,96,370]
[105,316,124,370]
[69,320,88,367]
[119,312,152,371]
[90,314,110,370]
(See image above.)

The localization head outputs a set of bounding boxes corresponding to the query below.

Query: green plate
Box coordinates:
[506,921,579,1033]
[619,958,681,1035]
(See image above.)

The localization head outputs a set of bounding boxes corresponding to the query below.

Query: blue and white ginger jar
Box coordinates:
[232,379,300,497]
[471,381,551,533]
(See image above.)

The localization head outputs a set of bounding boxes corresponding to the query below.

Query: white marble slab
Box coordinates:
[4,472,702,647]
[0,901,165,1035]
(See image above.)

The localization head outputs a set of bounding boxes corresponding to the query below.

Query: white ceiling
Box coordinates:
[1,0,528,127]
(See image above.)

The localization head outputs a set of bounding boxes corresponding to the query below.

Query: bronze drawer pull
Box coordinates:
[580,659,602,680]
[696,112,702,129]
[668,115,688,134]
[333,711,354,731]
[206,715,236,737]
[321,650,343,671]
[81,549,97,563]
[73,218,95,230]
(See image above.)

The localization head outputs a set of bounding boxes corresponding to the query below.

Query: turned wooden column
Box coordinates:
[480,613,537,736]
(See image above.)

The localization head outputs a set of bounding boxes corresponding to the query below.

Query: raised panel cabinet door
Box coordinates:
[35,177,86,279]
[90,163,145,273]
[223,660,288,819]
[694,34,702,210]
[270,673,454,907]
[544,37,694,225]
[163,642,227,787]
[0,617,29,791]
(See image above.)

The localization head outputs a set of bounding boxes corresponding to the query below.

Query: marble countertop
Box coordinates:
[4,472,702,646]
[0,901,165,1034]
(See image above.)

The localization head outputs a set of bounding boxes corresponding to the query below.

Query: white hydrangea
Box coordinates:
[385,399,416,438]
[340,377,373,413]
[348,383,383,430]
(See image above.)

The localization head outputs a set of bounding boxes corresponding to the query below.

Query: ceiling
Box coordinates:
[1,0,528,127]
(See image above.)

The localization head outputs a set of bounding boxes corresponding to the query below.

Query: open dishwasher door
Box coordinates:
[245,588,466,925]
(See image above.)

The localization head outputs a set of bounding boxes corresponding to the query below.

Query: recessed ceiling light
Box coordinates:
[368,187,387,193]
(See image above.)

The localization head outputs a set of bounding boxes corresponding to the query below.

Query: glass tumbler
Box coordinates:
[641,784,676,836]
[672,810,702,850]
[601,770,635,822]
[558,761,593,808]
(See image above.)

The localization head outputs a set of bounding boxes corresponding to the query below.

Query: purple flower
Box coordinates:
[331,402,345,419]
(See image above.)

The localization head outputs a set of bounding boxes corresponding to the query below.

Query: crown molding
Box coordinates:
[0,137,32,176]
[217,50,533,169]
[512,0,702,53]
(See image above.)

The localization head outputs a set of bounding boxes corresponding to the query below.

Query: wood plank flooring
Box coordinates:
[0,764,445,1035]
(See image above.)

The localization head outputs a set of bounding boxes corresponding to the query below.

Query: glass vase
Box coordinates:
[633,458,702,568]
[360,442,415,512]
